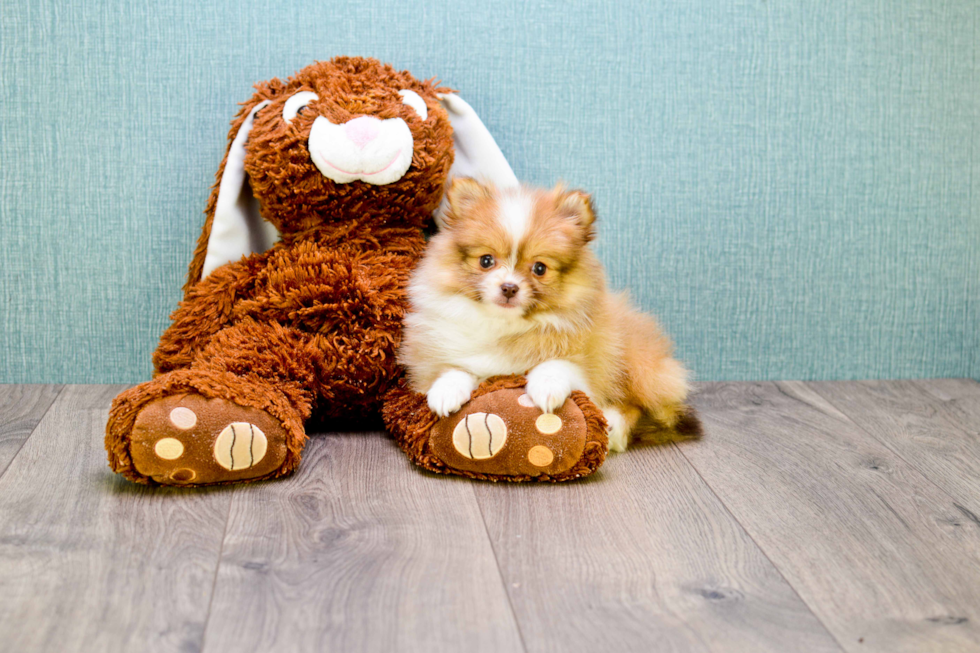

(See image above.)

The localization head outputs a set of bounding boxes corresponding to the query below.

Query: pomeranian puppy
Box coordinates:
[399,178,691,452]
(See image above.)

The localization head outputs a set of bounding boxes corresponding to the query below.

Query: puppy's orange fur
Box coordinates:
[400,178,691,451]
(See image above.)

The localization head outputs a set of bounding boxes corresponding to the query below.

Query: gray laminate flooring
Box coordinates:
[1,380,979,653]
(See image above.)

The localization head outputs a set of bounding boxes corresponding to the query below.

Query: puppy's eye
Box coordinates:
[480,255,495,269]
[283,91,319,124]
[532,262,547,277]
[398,89,428,120]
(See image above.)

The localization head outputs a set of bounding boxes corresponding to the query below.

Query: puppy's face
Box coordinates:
[428,179,598,317]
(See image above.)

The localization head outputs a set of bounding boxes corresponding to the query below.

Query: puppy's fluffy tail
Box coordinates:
[618,304,697,433]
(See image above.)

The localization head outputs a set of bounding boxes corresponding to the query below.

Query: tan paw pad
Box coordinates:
[170,468,196,483]
[213,423,268,471]
[527,445,555,467]
[535,413,562,434]
[517,393,535,408]
[154,437,185,460]
[169,407,197,430]
[452,412,507,460]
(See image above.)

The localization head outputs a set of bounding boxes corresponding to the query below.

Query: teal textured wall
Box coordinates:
[1,0,977,383]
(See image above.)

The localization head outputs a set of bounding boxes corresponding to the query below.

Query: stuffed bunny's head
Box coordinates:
[192,56,517,285]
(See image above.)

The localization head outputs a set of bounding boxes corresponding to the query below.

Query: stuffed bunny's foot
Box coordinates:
[385,375,608,482]
[128,394,289,485]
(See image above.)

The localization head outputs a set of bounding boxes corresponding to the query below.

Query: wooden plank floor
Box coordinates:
[0,380,978,653]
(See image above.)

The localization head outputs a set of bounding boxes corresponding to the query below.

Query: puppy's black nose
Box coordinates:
[500,283,519,299]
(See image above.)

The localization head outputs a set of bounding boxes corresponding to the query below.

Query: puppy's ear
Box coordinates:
[556,186,597,241]
[184,97,281,292]
[437,177,491,230]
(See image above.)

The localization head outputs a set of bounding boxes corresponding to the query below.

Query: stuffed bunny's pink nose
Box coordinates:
[344,116,381,150]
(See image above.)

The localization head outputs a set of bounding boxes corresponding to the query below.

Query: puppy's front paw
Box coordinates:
[427,370,479,417]
[526,360,584,413]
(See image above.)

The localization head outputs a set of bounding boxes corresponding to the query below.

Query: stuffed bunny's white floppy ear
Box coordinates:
[201,99,280,279]
[439,94,518,189]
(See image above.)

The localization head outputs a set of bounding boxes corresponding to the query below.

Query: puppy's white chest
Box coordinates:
[437,318,529,378]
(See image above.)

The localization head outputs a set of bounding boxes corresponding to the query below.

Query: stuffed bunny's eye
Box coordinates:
[398,90,428,120]
[283,91,319,124]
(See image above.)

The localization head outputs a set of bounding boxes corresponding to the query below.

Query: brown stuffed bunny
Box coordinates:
[105,57,611,486]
